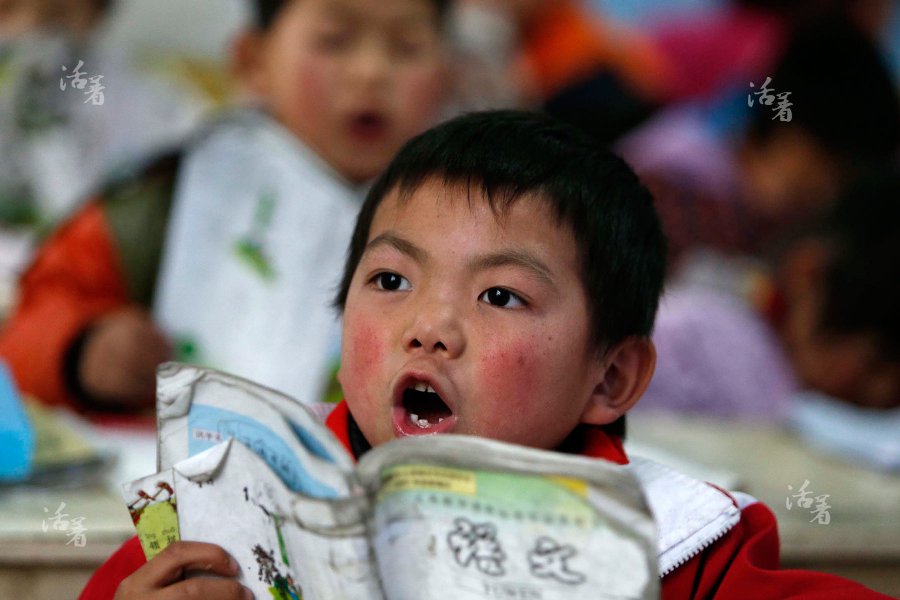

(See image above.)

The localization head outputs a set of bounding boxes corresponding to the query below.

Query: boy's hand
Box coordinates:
[79,307,172,407]
[113,541,252,600]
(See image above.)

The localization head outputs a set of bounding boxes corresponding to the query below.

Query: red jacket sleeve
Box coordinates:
[663,502,893,599]
[79,536,146,600]
[0,201,130,408]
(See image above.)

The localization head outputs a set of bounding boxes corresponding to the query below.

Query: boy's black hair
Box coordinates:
[252,0,286,29]
[335,110,667,357]
[816,170,900,360]
[251,0,450,30]
[747,17,900,168]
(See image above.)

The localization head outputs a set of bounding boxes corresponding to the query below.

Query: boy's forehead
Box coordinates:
[368,178,567,244]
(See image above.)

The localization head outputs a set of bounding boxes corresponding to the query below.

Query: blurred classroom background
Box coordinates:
[1,0,899,597]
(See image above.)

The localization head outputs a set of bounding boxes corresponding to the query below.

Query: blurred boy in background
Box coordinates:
[0,0,206,228]
[0,0,448,411]
[447,0,667,143]
[641,170,900,429]
[621,13,900,264]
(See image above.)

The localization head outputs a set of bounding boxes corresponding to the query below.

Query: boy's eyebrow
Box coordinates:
[364,234,554,285]
[469,251,555,286]
[364,233,427,264]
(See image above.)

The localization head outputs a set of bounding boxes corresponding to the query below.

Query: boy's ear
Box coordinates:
[580,337,656,426]
[230,30,269,98]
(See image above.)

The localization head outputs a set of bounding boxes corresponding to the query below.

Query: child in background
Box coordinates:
[618,15,900,266]
[641,170,900,426]
[449,0,667,143]
[82,111,888,599]
[0,0,206,228]
[0,0,448,411]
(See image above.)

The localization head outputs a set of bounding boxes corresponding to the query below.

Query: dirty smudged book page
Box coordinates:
[122,363,659,600]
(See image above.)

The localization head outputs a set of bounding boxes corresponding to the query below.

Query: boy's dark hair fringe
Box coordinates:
[335,110,667,357]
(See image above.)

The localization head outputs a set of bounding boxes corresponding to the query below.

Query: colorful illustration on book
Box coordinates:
[241,480,304,599]
[447,517,507,576]
[244,486,292,567]
[59,60,105,106]
[42,501,88,547]
[527,536,586,585]
[748,76,792,122]
[127,481,176,524]
[252,544,303,600]
[126,481,179,559]
[234,189,278,281]
[786,480,831,525]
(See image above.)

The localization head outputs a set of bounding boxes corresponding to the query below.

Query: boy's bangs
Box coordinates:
[392,172,564,223]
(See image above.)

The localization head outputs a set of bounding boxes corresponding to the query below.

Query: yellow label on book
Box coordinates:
[135,501,180,560]
[381,465,477,496]
[550,475,589,498]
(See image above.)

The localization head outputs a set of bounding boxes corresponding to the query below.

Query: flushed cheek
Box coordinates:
[475,334,546,422]
[293,57,331,110]
[342,318,387,400]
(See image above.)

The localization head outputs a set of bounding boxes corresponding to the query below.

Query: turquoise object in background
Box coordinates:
[0,360,34,481]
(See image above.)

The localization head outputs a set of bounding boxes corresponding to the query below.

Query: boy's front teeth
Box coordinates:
[412,382,436,393]
[408,412,444,428]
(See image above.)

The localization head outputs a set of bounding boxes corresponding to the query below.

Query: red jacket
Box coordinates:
[0,152,180,409]
[79,401,890,599]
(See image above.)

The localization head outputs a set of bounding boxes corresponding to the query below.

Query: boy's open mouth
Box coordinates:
[348,111,388,142]
[392,378,457,437]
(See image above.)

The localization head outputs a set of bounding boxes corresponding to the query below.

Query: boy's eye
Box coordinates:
[479,287,525,309]
[316,29,353,52]
[391,36,430,60]
[373,272,410,291]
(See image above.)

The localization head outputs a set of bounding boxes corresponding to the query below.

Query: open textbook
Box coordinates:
[123,363,660,600]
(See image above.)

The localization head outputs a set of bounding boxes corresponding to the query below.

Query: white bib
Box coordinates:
[153,112,363,405]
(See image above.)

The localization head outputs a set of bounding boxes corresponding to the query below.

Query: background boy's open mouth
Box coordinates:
[392,380,457,436]
[348,111,388,142]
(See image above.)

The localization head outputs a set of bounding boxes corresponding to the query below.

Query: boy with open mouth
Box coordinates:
[83,111,889,599]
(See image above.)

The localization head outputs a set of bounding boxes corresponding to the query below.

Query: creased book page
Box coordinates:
[156,363,352,498]
[173,439,380,600]
[357,436,659,600]
[138,365,658,599]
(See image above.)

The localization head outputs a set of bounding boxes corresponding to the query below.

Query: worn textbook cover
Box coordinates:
[123,363,658,600]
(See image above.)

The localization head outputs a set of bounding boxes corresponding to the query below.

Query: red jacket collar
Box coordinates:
[325,400,628,465]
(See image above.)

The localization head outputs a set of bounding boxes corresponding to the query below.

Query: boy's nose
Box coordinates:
[402,303,465,359]
[350,44,390,87]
